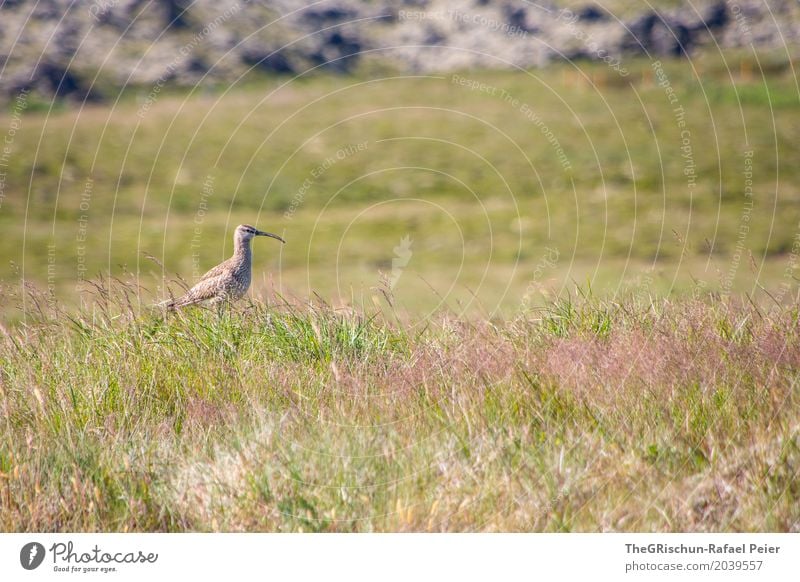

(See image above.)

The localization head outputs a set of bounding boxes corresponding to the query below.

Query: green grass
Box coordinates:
[0,283,798,531]
[0,54,798,321]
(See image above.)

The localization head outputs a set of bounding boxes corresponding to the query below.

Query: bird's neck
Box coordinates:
[233,238,252,262]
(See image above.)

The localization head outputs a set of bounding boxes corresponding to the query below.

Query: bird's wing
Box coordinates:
[169,275,226,308]
[197,259,231,282]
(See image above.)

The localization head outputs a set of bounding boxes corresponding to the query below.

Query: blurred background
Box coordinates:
[0,0,798,320]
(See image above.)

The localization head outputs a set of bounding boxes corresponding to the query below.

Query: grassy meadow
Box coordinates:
[1,53,800,531]
[1,54,799,320]
[1,285,799,531]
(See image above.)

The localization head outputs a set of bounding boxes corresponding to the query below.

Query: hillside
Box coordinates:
[1,0,799,101]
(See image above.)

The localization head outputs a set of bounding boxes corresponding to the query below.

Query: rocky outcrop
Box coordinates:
[0,0,797,101]
[621,2,730,56]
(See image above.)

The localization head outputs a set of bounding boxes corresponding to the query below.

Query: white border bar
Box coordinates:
[2,533,798,581]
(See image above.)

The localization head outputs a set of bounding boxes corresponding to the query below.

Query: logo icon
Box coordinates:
[390,235,413,289]
[20,542,46,570]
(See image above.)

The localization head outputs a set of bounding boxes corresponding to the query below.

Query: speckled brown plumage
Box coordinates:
[166,224,284,309]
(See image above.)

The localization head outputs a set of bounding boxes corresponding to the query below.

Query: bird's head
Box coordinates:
[235,224,285,244]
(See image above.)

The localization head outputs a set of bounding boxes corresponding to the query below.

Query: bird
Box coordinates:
[164,224,285,309]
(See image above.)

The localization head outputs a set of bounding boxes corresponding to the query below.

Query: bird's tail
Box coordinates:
[154,298,178,310]
[155,293,207,310]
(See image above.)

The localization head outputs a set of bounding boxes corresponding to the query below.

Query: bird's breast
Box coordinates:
[228,267,251,298]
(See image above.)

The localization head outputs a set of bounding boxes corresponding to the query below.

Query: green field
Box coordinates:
[1,54,799,321]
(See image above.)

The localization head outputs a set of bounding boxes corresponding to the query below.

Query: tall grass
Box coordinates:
[1,282,798,531]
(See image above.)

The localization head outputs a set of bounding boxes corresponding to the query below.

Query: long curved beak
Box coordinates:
[255,229,285,243]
